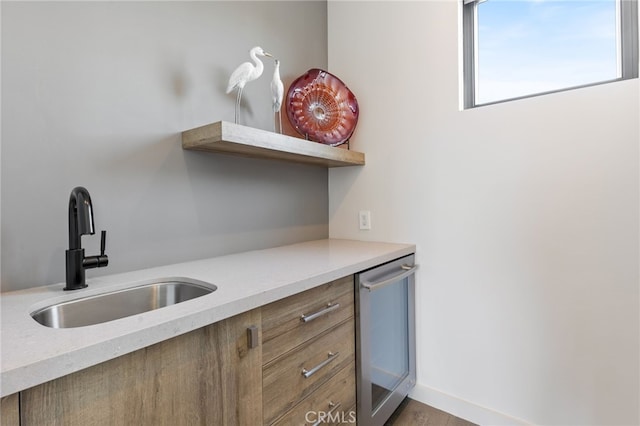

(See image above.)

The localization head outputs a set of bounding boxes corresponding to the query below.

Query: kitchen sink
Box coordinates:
[31,279,217,328]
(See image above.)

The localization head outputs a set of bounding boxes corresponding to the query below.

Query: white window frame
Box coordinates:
[462,0,639,108]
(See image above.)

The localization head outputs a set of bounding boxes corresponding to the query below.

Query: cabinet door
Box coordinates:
[20,309,262,426]
[1,394,19,426]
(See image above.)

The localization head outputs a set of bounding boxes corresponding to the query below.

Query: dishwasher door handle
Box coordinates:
[361,264,419,292]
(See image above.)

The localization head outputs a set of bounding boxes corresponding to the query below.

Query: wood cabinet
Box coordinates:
[16,275,357,426]
[262,275,356,425]
[1,393,19,426]
[20,309,261,426]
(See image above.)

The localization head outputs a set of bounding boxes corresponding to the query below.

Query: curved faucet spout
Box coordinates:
[68,186,95,250]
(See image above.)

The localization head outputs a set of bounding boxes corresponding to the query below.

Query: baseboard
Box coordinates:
[409,383,531,426]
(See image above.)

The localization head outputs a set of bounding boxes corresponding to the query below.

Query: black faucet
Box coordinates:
[65,186,108,290]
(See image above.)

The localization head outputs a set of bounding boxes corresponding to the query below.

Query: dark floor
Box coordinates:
[386,398,477,426]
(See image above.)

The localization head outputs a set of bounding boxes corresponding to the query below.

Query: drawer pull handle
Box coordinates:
[301,352,340,378]
[301,303,340,323]
[311,401,342,426]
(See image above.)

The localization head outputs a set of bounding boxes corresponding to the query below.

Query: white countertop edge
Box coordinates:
[0,239,415,397]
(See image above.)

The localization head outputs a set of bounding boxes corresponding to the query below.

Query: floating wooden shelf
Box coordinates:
[182,121,365,168]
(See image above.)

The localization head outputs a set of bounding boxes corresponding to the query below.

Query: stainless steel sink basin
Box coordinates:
[31,279,217,328]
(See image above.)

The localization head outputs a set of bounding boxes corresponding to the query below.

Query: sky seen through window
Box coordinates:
[476,0,619,104]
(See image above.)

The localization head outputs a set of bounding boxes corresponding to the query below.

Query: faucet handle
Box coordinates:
[80,230,109,270]
[100,230,106,256]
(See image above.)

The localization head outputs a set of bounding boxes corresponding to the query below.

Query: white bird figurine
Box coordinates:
[271,59,284,133]
[226,46,272,124]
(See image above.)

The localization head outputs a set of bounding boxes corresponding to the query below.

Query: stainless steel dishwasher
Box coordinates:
[355,254,418,426]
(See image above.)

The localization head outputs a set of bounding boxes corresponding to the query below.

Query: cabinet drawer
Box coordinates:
[272,361,356,426]
[262,275,354,364]
[263,319,355,425]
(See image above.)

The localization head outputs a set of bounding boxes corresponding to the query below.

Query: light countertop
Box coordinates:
[0,239,414,397]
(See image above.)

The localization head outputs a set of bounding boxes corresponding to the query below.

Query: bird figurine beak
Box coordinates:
[264,52,273,58]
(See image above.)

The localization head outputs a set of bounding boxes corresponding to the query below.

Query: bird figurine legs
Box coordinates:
[234,86,244,124]
[274,110,282,134]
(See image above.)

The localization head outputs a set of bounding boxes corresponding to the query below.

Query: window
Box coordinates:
[463,0,639,107]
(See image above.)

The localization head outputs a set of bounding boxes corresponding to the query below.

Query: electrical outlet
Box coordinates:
[359,210,371,230]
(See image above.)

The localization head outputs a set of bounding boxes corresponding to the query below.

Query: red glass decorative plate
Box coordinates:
[285,69,359,146]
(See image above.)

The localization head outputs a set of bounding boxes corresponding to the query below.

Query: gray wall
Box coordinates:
[1,1,329,292]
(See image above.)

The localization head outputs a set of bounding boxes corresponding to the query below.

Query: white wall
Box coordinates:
[328,1,639,425]
[1,1,328,292]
